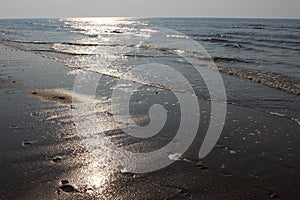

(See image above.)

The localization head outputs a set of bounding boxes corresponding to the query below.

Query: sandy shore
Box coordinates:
[0,44,299,199]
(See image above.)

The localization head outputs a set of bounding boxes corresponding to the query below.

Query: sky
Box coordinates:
[0,0,299,19]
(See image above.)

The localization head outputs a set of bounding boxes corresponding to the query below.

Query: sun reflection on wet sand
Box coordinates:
[83,161,112,189]
[61,151,115,196]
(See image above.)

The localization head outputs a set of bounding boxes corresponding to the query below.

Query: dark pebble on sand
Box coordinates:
[59,184,79,193]
[200,166,209,171]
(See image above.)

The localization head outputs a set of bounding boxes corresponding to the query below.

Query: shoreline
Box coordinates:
[1,35,300,98]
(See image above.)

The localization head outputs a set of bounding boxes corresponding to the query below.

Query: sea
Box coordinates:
[0,17,299,123]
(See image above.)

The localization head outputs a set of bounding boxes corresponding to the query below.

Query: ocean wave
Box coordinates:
[124,54,168,58]
[254,38,300,46]
[251,27,265,30]
[204,38,230,43]
[217,67,300,96]
[60,42,100,47]
[167,34,189,39]
[0,39,64,58]
[50,44,96,56]
[0,39,32,51]
[214,34,233,38]
[250,24,266,27]
[0,38,53,45]
[246,40,300,51]
[60,42,134,48]
[269,112,286,117]
[212,56,252,63]
[249,24,266,30]
[39,42,198,59]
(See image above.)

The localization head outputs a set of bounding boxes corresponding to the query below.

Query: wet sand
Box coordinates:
[0,45,300,199]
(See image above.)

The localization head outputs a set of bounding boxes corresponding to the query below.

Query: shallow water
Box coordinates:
[0,17,299,121]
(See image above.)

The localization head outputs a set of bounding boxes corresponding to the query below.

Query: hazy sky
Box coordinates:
[0,0,299,18]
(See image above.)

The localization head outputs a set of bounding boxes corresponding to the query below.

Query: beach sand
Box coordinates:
[0,45,299,199]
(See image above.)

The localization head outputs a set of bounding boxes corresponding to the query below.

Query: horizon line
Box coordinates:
[0,16,299,20]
